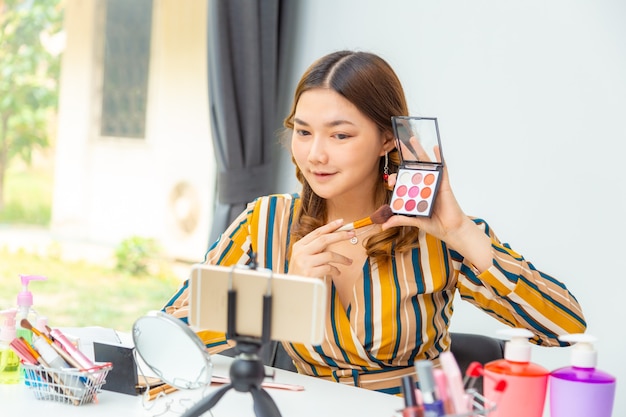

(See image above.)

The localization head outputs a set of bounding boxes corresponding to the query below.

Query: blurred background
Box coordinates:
[1,1,624,415]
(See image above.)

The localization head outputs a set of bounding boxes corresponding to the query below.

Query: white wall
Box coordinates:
[277,1,626,415]
[52,0,214,262]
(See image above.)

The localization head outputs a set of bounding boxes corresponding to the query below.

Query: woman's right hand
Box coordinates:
[288,219,355,278]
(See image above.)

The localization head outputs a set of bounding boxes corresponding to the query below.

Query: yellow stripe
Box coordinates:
[375,263,397,360]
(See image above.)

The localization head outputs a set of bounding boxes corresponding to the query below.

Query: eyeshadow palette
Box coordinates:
[391,168,441,216]
[390,116,444,217]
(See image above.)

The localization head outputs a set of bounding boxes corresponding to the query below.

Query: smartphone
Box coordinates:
[188,264,327,345]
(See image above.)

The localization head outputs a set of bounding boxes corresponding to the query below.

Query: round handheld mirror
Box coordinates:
[133,310,212,389]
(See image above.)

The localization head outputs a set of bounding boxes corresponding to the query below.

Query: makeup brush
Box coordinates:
[44,324,97,370]
[336,204,393,231]
[21,319,85,370]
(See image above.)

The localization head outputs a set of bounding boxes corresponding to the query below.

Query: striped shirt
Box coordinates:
[163,193,586,394]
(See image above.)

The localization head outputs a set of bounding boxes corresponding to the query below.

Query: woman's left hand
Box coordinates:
[383,140,492,271]
[383,164,468,244]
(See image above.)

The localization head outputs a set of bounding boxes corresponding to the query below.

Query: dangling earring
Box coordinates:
[382,152,389,181]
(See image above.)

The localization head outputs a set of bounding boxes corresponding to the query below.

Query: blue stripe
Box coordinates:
[360,261,387,368]
[362,266,374,351]
[205,340,229,349]
[459,262,483,286]
[459,293,517,327]
[497,265,586,331]
[204,238,219,262]
[215,240,235,264]
[472,217,490,234]
[378,386,401,395]
[162,280,189,309]
[436,241,452,339]
[535,266,569,291]
[408,248,424,360]
[313,344,339,368]
[265,197,277,269]
[493,244,524,263]
[329,286,352,364]
[284,194,298,272]
[411,247,426,293]
[285,342,321,376]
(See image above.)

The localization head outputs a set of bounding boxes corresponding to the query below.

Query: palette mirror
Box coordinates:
[392,116,443,164]
[389,116,444,218]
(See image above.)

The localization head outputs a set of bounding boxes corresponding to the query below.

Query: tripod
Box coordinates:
[182,262,282,417]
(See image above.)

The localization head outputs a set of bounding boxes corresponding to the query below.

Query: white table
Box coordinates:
[1,352,404,416]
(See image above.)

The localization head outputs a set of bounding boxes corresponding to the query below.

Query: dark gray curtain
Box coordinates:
[207,0,285,245]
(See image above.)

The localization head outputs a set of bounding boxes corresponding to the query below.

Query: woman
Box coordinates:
[164,50,586,394]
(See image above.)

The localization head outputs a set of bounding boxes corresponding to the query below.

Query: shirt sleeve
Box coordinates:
[161,201,256,351]
[453,218,587,346]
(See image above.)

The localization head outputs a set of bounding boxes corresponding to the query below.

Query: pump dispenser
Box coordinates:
[483,328,549,417]
[16,274,47,344]
[0,309,21,384]
[550,334,616,417]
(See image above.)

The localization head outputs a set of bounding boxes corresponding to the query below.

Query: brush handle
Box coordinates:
[337,217,373,231]
[336,223,356,231]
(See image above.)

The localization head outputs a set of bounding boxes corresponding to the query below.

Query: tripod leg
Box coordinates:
[181,383,233,417]
[250,387,282,417]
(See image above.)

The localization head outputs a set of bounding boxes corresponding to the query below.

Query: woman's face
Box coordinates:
[291,88,391,203]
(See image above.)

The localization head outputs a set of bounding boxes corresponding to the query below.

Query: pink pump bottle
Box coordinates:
[550,334,616,417]
[483,328,549,417]
[16,274,47,344]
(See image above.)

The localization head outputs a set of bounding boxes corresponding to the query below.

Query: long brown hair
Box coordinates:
[284,50,418,263]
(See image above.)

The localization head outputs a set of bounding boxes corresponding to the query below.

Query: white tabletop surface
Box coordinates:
[1,328,404,417]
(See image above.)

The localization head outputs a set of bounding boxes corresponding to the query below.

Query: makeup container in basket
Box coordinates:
[10,324,113,406]
[21,362,112,406]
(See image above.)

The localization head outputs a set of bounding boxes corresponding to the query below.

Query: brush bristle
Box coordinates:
[370,204,393,224]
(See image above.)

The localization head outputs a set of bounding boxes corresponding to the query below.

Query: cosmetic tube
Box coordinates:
[439,351,469,414]
[33,336,86,397]
[433,368,453,415]
[401,375,425,417]
[49,328,96,369]
[415,360,446,417]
